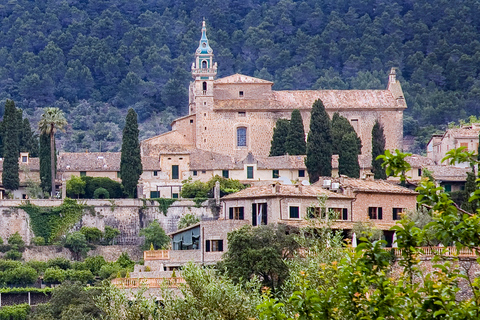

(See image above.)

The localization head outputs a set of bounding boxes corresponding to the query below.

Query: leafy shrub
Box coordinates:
[80,226,103,244]
[8,232,25,251]
[64,232,90,259]
[71,261,88,271]
[82,176,123,198]
[65,269,94,283]
[43,267,66,284]
[178,213,200,230]
[66,175,86,198]
[26,261,48,274]
[98,263,121,280]
[207,175,246,195]
[93,187,110,199]
[32,236,45,246]
[103,226,120,245]
[4,250,22,260]
[84,256,107,275]
[116,252,134,270]
[139,220,170,250]
[0,303,30,320]
[180,179,209,198]
[4,266,38,286]
[0,236,3,245]
[47,258,71,270]
[0,260,22,271]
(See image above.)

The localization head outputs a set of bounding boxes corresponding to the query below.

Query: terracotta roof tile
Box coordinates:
[425,165,469,181]
[189,149,236,170]
[58,152,121,172]
[315,177,417,194]
[222,184,351,200]
[0,158,39,171]
[214,74,274,84]
[405,155,435,167]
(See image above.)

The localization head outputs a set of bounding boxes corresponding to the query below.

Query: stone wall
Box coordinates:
[0,199,213,245]
[21,245,143,262]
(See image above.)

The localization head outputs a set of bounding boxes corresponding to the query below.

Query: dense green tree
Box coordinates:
[339,132,361,178]
[331,112,361,155]
[39,133,53,194]
[38,107,67,197]
[462,171,478,213]
[371,120,387,179]
[2,100,20,191]
[284,109,306,155]
[66,175,86,198]
[269,118,289,156]
[220,224,299,291]
[103,226,120,245]
[178,213,200,230]
[80,226,103,244]
[19,118,39,157]
[64,231,90,260]
[120,108,142,198]
[139,220,170,250]
[305,99,332,183]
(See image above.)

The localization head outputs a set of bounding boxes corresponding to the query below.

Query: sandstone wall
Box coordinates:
[0,199,213,245]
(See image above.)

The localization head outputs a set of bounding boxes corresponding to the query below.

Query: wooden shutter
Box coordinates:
[239,207,244,220]
[342,208,348,220]
[378,207,383,220]
[252,204,257,226]
[205,240,210,252]
[218,240,223,252]
[229,207,233,220]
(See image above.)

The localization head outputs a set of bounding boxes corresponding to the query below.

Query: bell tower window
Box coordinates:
[202,60,207,68]
[202,81,207,94]
[237,127,247,147]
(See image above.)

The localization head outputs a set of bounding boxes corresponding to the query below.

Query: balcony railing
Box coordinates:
[389,246,476,257]
[144,250,170,261]
[111,277,185,288]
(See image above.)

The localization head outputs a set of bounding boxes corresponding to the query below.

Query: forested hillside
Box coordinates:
[0,0,479,152]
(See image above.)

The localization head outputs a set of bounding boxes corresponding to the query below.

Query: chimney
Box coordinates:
[272,182,280,194]
[365,172,375,181]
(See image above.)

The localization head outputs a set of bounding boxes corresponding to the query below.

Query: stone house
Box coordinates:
[141,21,407,167]
[426,124,480,167]
[0,152,40,199]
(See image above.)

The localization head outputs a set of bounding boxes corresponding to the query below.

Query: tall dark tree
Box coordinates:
[338,132,361,178]
[2,100,20,191]
[120,108,142,198]
[39,133,53,194]
[371,120,387,179]
[462,171,478,213]
[19,118,39,157]
[269,118,289,156]
[305,99,332,183]
[38,107,66,197]
[331,113,361,155]
[285,109,306,155]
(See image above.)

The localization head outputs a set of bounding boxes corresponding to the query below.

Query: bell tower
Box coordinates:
[189,20,217,115]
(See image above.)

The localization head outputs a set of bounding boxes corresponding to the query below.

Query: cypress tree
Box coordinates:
[2,100,20,191]
[305,99,332,183]
[285,109,306,155]
[462,171,478,213]
[120,108,142,198]
[20,118,39,157]
[39,133,53,194]
[269,118,289,156]
[371,120,387,179]
[338,132,360,178]
[331,113,362,155]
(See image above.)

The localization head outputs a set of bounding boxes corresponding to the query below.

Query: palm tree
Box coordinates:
[38,107,67,197]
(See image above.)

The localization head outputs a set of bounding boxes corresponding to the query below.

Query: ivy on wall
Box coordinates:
[152,198,177,216]
[18,199,88,244]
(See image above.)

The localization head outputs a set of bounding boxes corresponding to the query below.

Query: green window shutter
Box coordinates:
[172,165,179,179]
[247,166,254,179]
[222,170,229,178]
[272,170,279,178]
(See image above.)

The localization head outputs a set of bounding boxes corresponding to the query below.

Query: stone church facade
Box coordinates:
[142,21,406,163]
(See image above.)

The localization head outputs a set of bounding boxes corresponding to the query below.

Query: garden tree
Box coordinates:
[220,224,299,291]
[103,226,120,245]
[80,226,103,244]
[39,133,53,194]
[116,252,135,270]
[338,131,360,178]
[305,99,332,183]
[38,107,67,197]
[371,120,387,179]
[269,118,289,156]
[2,100,20,191]
[120,108,142,198]
[462,171,478,213]
[82,176,123,198]
[331,113,361,155]
[29,282,102,320]
[96,262,262,320]
[8,232,25,251]
[178,213,200,230]
[66,175,86,198]
[3,266,38,286]
[284,109,306,155]
[139,220,170,250]
[64,231,90,260]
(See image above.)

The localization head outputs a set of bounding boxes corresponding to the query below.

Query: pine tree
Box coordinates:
[269,119,289,156]
[284,109,306,155]
[339,132,360,178]
[120,108,142,198]
[371,120,387,179]
[39,133,52,194]
[305,99,332,183]
[2,100,20,191]
[331,113,361,155]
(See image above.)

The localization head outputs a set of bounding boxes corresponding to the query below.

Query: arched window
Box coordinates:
[237,127,247,147]
[202,81,207,91]
[202,60,207,68]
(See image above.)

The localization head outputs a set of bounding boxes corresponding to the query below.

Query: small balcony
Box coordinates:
[144,250,170,261]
